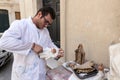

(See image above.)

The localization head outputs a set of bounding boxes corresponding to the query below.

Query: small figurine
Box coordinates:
[75,44,85,65]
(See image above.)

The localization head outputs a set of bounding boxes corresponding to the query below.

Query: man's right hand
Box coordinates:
[32,43,43,54]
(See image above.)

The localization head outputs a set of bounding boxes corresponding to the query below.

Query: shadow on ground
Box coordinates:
[0,55,13,80]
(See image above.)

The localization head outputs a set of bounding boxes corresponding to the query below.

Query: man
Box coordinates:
[0,7,64,80]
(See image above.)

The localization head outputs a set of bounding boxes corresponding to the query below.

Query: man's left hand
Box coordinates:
[57,48,64,58]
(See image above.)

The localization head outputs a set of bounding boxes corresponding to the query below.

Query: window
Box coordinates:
[15,12,21,20]
[0,9,9,33]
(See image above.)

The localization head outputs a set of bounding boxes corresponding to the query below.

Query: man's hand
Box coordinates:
[55,48,64,60]
[32,43,43,54]
[51,48,56,53]
[58,48,64,57]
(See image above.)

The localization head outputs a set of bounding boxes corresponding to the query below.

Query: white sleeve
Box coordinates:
[0,20,32,55]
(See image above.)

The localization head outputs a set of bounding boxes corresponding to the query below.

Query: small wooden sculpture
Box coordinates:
[75,44,85,65]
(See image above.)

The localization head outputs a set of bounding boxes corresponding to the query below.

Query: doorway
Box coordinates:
[42,0,60,48]
[0,9,9,33]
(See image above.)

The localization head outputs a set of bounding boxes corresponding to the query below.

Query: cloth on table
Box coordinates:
[46,66,72,80]
[68,71,104,80]
[46,63,104,80]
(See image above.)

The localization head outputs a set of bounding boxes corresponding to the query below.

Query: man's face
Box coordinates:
[37,13,53,29]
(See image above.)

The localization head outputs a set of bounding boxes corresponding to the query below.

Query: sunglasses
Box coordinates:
[43,17,52,26]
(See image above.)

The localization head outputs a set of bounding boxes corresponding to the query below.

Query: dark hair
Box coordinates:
[36,7,56,20]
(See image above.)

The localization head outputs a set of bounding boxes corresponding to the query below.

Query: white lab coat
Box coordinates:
[0,17,58,80]
[109,43,120,80]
